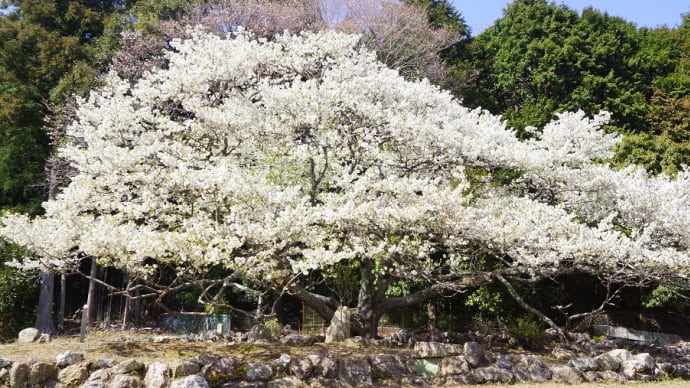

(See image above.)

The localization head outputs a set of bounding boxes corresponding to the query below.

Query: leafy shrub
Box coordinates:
[507,317,547,350]
[464,285,506,318]
[264,318,282,337]
[642,285,690,312]
[0,267,37,342]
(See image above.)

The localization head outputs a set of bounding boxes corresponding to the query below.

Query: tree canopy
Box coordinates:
[2,28,689,337]
[1,0,690,339]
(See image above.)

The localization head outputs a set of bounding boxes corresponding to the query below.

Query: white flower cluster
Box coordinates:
[1,27,688,287]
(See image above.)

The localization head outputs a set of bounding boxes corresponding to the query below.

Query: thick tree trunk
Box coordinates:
[357,259,388,338]
[400,307,412,329]
[427,302,437,341]
[289,269,494,339]
[132,280,142,325]
[35,271,56,334]
[38,166,60,335]
[288,283,338,321]
[427,303,437,331]
[86,256,98,324]
[357,259,378,338]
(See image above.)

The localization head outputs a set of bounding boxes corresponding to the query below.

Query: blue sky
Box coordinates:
[449,1,690,35]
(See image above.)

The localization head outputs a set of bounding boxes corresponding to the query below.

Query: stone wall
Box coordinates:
[2,330,690,387]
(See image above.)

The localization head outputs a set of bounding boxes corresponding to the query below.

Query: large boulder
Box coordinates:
[338,358,372,386]
[415,341,464,357]
[606,348,633,362]
[510,363,530,382]
[114,359,145,374]
[633,353,656,371]
[170,375,210,388]
[307,351,338,378]
[87,368,113,383]
[58,362,90,386]
[569,356,597,372]
[407,358,439,378]
[369,354,405,380]
[280,334,321,346]
[144,362,170,388]
[28,362,56,386]
[245,363,273,381]
[289,356,313,379]
[93,358,116,369]
[17,328,40,343]
[464,341,491,368]
[171,360,201,378]
[202,357,241,383]
[551,364,582,384]
[470,366,513,384]
[9,362,29,388]
[247,324,274,343]
[109,373,141,388]
[593,352,621,371]
[494,354,516,369]
[56,351,85,367]
[438,356,470,376]
[519,354,552,382]
[325,306,351,343]
[620,353,656,379]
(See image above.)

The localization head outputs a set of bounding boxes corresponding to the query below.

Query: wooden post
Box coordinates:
[58,273,66,331]
[86,256,98,324]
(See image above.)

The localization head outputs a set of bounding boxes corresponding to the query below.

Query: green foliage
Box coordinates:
[457,0,652,136]
[0,242,38,342]
[129,0,198,33]
[165,289,201,312]
[506,316,547,350]
[450,0,690,175]
[404,0,468,35]
[323,261,360,305]
[465,285,505,318]
[0,0,123,215]
[641,286,690,312]
[203,294,231,315]
[461,279,567,331]
[263,317,282,337]
[0,105,48,214]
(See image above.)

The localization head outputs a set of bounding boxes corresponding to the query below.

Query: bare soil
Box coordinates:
[0,328,412,365]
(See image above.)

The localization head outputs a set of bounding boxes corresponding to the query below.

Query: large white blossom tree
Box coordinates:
[2,28,689,337]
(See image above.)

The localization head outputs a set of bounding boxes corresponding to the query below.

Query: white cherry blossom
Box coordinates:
[1,27,688,336]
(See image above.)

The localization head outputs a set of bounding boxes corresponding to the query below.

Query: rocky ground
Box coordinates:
[0,325,689,387]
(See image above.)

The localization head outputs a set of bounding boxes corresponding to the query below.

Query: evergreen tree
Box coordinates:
[405,0,468,35]
[457,0,650,136]
[0,0,126,334]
